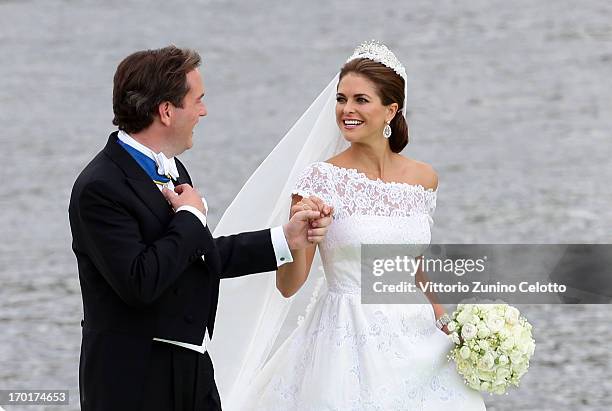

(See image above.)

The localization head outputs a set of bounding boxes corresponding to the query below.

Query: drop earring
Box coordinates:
[383,121,392,139]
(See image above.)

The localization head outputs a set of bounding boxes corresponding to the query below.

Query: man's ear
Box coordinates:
[158,102,172,126]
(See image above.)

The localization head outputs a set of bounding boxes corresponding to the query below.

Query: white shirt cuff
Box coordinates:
[271,225,293,267]
[176,205,207,227]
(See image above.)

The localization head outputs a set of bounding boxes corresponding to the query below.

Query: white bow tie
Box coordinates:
[153,152,179,180]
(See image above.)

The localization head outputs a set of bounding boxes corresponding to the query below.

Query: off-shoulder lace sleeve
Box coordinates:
[291,162,335,206]
[426,188,437,227]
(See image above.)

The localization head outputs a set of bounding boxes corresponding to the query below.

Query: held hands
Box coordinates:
[283,196,334,250]
[162,184,205,213]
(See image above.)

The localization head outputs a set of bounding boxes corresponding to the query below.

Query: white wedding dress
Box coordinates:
[238,161,486,410]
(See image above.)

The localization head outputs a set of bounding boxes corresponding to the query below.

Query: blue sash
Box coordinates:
[117,139,171,184]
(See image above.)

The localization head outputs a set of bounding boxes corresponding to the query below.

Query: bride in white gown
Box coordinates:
[209,42,485,410]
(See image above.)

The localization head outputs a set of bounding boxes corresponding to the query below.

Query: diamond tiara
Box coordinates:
[346,40,407,82]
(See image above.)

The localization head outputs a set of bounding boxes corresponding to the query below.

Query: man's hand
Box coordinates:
[284,196,334,250]
[162,184,205,213]
[290,196,332,219]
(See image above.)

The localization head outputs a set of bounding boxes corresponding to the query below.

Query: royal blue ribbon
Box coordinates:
[117,139,171,183]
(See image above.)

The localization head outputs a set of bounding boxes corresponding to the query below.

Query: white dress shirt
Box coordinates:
[117,131,294,353]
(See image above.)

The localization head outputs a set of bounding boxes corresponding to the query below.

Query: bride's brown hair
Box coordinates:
[339,58,409,153]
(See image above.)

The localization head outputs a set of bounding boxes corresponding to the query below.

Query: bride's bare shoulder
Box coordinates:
[397,156,438,190]
[324,151,351,168]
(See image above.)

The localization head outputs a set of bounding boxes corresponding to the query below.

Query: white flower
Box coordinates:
[477,326,491,339]
[477,340,490,351]
[449,304,535,395]
[447,321,457,332]
[470,351,479,362]
[456,360,468,374]
[461,323,478,340]
[499,327,510,339]
[477,369,495,382]
[505,306,520,325]
[496,367,511,380]
[478,352,495,371]
[460,346,471,359]
[500,338,515,352]
[477,304,492,313]
[494,305,506,317]
[467,375,480,390]
[527,341,536,356]
[486,315,505,333]
[456,309,473,325]
[511,324,524,339]
[515,364,528,379]
[510,350,524,364]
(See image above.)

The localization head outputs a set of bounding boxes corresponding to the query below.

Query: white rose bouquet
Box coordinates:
[446,303,535,394]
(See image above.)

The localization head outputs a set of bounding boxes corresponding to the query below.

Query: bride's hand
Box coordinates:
[434,309,452,336]
[291,196,333,219]
[295,196,333,242]
[285,197,333,249]
[284,209,329,249]
[434,315,450,335]
[291,196,333,236]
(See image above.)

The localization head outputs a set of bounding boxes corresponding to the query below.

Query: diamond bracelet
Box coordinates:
[435,313,451,330]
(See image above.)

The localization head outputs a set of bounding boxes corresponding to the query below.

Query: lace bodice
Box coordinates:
[292,162,438,294]
[238,163,485,411]
[240,163,484,410]
[292,161,437,221]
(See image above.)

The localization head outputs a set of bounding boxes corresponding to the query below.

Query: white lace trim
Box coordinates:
[297,272,326,326]
[291,162,437,222]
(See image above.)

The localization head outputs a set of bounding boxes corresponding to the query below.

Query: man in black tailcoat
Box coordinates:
[69,46,331,411]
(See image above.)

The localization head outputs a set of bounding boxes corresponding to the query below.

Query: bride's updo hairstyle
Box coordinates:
[339,58,408,153]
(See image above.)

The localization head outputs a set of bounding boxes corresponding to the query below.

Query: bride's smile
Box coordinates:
[335,72,397,144]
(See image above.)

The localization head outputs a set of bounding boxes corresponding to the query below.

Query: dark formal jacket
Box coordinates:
[69,132,277,410]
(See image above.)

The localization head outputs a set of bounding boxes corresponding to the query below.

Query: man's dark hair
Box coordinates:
[112,45,201,133]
